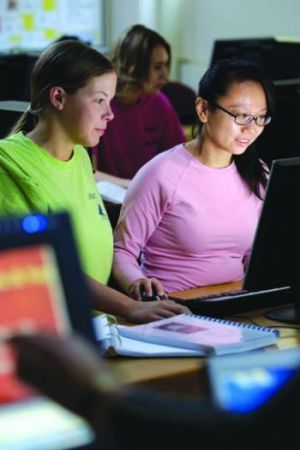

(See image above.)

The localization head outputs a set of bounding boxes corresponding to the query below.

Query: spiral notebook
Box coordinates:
[93,314,279,357]
[93,315,204,357]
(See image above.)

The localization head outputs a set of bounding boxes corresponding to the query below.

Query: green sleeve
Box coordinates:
[0,156,48,217]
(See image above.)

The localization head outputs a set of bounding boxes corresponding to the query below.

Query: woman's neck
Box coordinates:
[116,88,143,106]
[185,138,233,168]
[26,121,74,161]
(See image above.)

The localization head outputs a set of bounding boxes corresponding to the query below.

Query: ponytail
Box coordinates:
[9,40,114,136]
[10,109,38,135]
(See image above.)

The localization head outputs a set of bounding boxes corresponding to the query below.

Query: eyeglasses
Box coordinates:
[210,102,272,127]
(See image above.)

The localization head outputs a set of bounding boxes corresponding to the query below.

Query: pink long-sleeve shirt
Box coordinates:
[113,144,264,293]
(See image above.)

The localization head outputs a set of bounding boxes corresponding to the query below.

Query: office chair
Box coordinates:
[161,81,197,126]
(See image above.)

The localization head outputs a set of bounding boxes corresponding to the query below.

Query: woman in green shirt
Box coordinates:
[0,40,187,323]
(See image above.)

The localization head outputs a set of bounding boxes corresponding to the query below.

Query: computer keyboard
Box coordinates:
[170,286,292,317]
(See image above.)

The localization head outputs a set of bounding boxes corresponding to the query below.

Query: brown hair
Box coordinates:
[112,24,171,95]
[12,40,115,134]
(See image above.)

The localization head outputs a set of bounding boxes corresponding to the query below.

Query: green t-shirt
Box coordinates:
[0,132,113,284]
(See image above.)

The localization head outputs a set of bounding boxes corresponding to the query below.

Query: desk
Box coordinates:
[0,100,29,112]
[108,282,300,394]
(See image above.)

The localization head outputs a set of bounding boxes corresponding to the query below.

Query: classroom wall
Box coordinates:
[108,0,300,90]
[1,0,300,92]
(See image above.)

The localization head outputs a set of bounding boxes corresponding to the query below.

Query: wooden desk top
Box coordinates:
[171,280,242,299]
[108,282,300,394]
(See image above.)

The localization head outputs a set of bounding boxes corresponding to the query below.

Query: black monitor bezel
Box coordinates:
[243,157,300,323]
[0,211,99,449]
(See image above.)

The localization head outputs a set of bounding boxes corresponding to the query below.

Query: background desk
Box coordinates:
[108,282,300,395]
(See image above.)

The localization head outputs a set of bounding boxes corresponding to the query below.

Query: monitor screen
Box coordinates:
[207,347,300,414]
[0,212,96,342]
[0,212,97,450]
[0,243,72,404]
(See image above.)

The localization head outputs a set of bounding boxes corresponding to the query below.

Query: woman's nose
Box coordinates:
[105,105,114,121]
[161,66,169,80]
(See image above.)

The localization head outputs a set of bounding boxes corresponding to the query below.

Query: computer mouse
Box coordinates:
[141,288,167,301]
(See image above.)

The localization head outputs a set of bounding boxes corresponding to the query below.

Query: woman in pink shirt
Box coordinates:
[113,58,274,298]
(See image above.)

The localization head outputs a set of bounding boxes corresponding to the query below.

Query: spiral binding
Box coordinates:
[184,313,278,336]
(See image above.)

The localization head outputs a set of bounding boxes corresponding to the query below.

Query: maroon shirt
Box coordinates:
[92,91,185,179]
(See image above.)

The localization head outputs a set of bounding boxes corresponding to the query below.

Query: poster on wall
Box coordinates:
[0,0,104,52]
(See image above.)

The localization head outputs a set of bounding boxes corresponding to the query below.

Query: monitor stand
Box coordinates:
[266,304,300,324]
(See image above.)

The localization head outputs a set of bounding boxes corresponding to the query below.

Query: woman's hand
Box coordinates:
[124,299,190,323]
[128,277,166,300]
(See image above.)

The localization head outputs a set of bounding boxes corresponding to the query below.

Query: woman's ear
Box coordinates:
[195,97,209,124]
[49,86,66,111]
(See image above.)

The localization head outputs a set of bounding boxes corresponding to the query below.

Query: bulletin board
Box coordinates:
[0,0,105,52]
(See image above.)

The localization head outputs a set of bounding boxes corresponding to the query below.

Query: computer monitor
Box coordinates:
[0,53,37,101]
[0,211,98,449]
[207,347,300,414]
[210,37,300,81]
[243,157,300,323]
[255,79,300,166]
